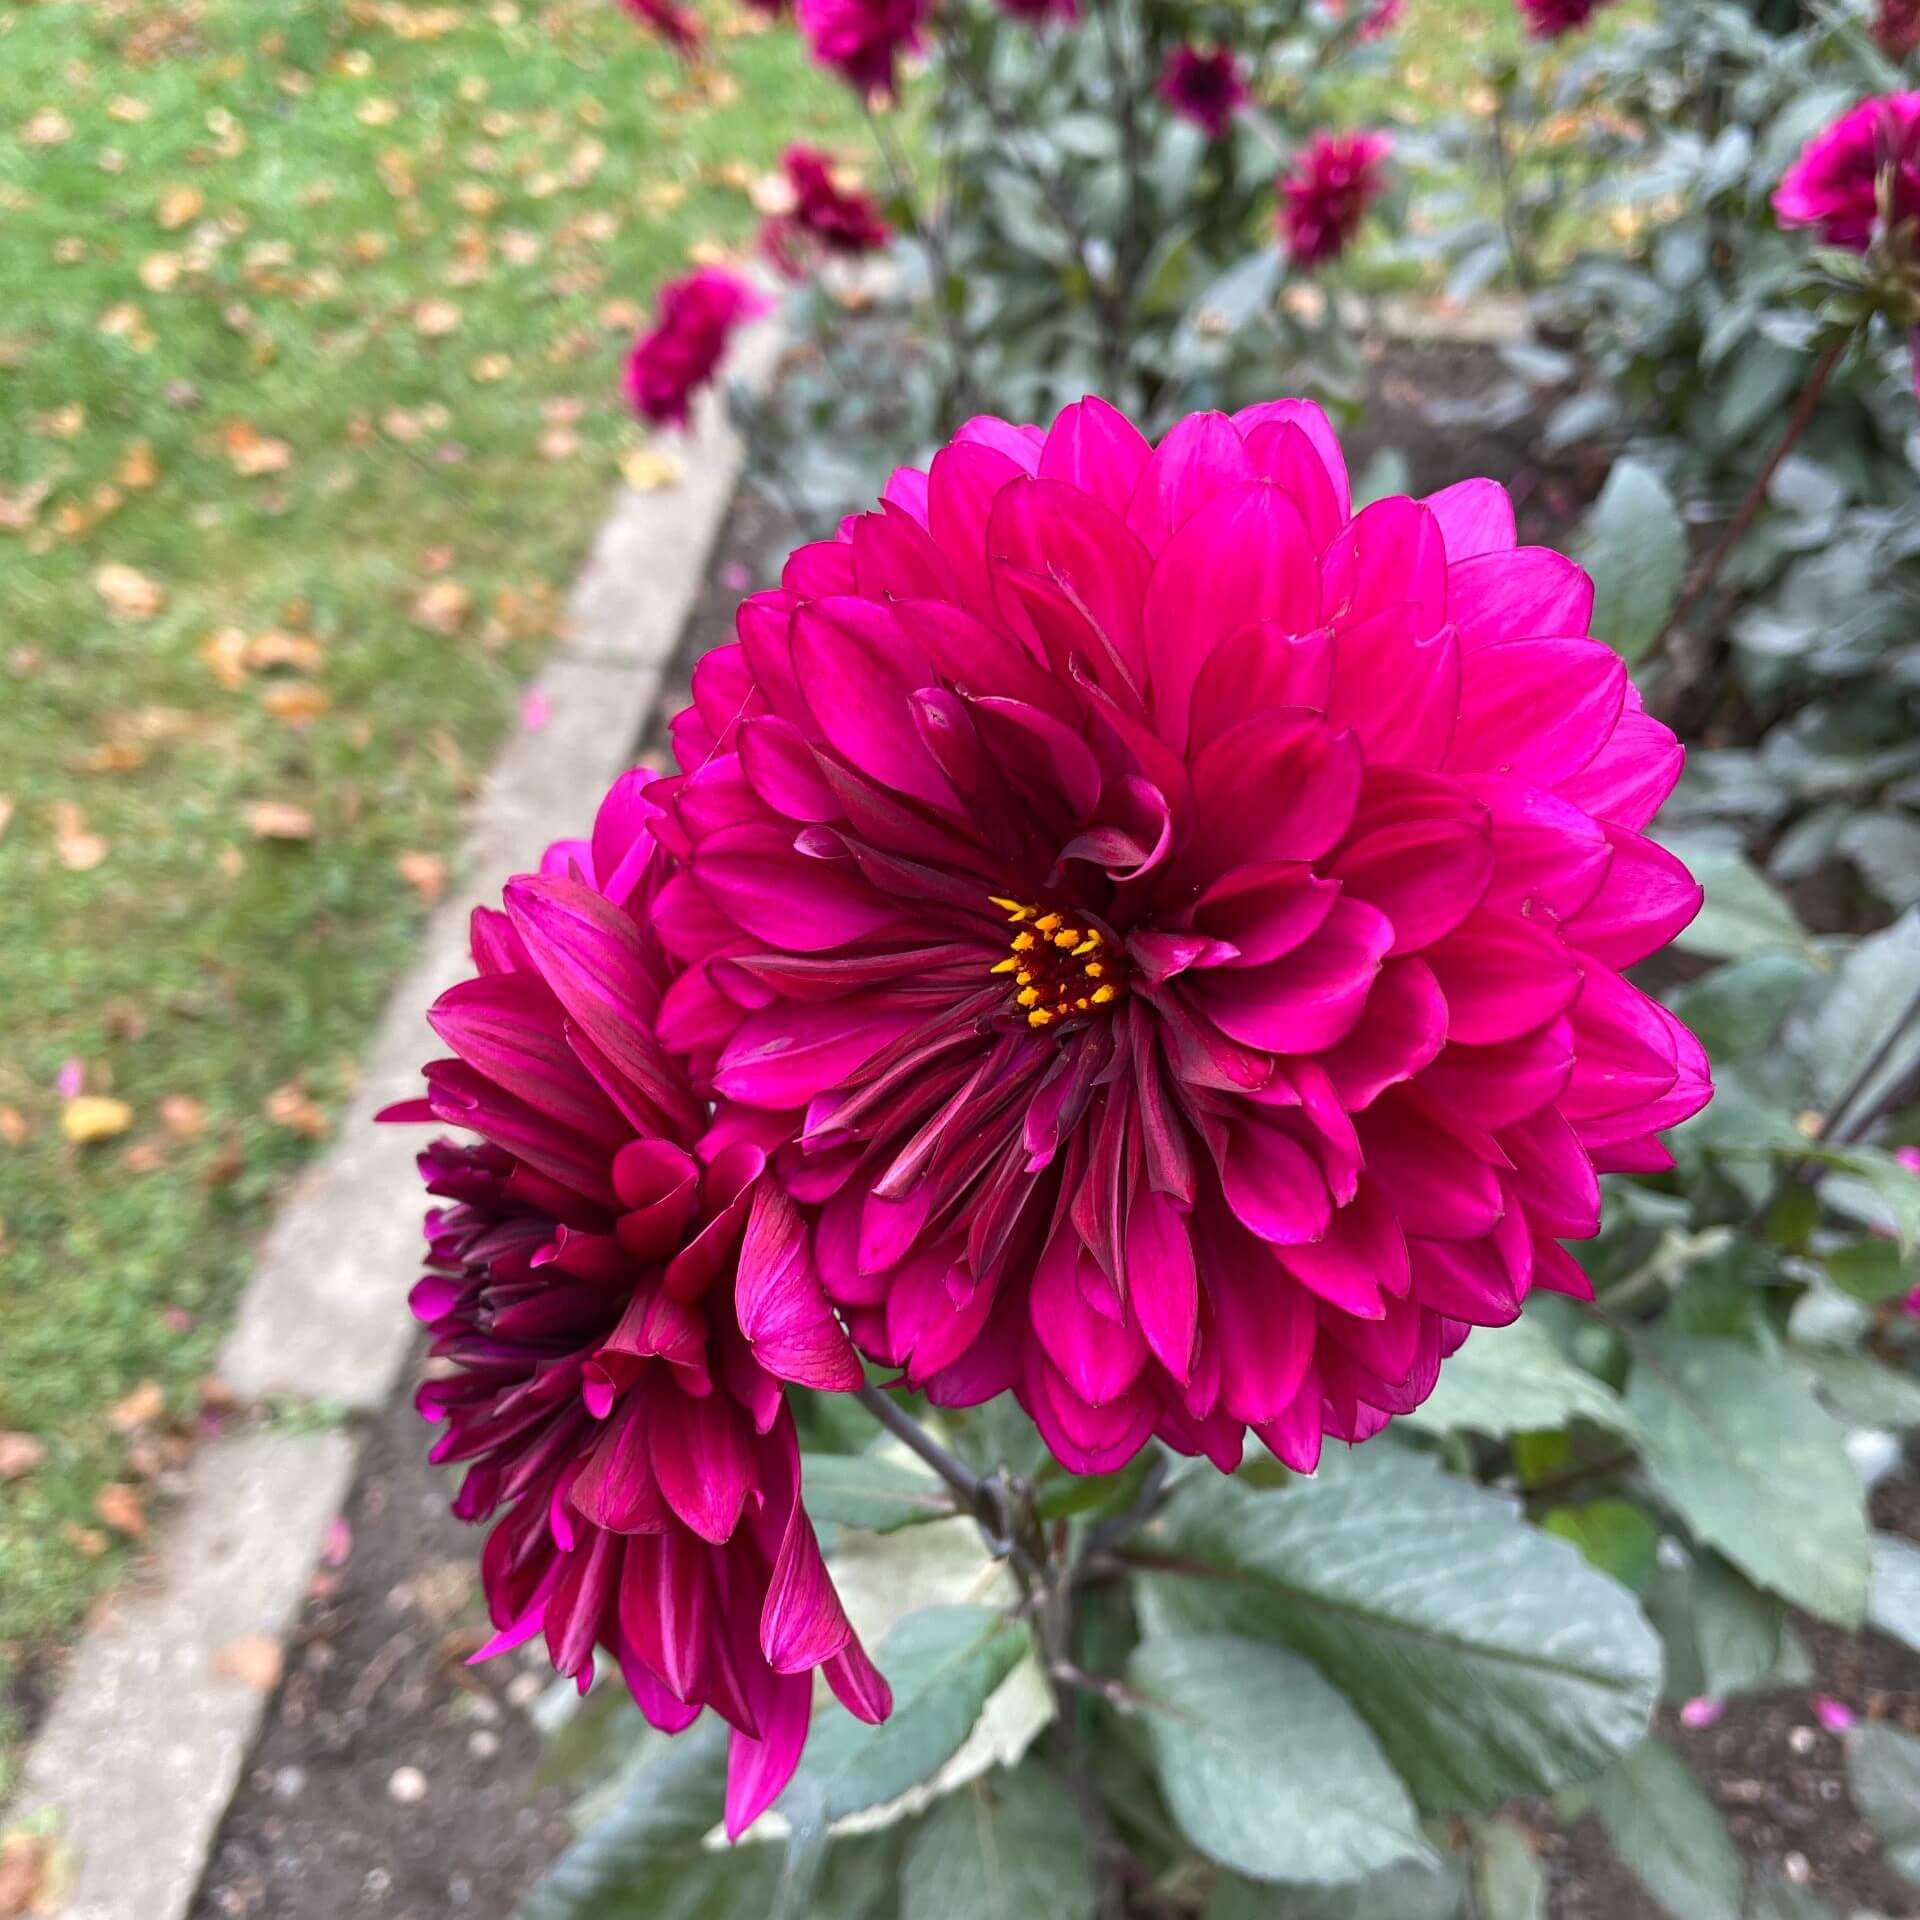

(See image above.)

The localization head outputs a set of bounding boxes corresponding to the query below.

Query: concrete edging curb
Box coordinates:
[14,316,781,1920]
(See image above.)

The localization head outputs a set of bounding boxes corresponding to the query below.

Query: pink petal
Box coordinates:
[1038,395,1154,513]
[649,1388,755,1544]
[1232,398,1352,521]
[695,823,898,952]
[1316,956,1448,1111]
[737,1184,864,1389]
[1447,638,1627,787]
[1190,710,1363,876]
[1426,908,1582,1046]
[724,1670,814,1838]
[1126,1188,1200,1383]
[1422,478,1516,560]
[1220,1113,1334,1245]
[1448,548,1595,648]
[1558,707,1684,830]
[1196,897,1393,1053]
[1126,409,1256,548]
[1032,1226,1150,1405]
[1559,827,1702,969]
[1357,1094,1505,1239]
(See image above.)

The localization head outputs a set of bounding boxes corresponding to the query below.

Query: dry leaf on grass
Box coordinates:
[221,421,293,477]
[156,183,204,230]
[265,1082,329,1137]
[61,1096,133,1145]
[246,800,314,840]
[0,1831,51,1919]
[413,297,462,337]
[159,1094,206,1139]
[93,1481,147,1538]
[261,682,330,728]
[108,1380,167,1432]
[94,563,166,621]
[410,579,472,635]
[395,850,446,904]
[0,1433,47,1482]
[0,1108,27,1147]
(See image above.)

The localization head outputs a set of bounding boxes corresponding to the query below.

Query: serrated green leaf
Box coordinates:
[1577,459,1687,663]
[899,1765,1093,1920]
[1626,1336,1868,1624]
[1401,1317,1637,1441]
[1791,909,1920,1127]
[782,1605,1029,1824]
[1788,1344,1920,1428]
[1204,1861,1466,1920]
[1543,1500,1661,1592]
[1848,1724,1920,1882]
[1128,1633,1431,1886]
[1138,1449,1661,1810]
[1588,1737,1743,1920]
[517,1723,777,1920]
[799,1453,956,1533]
[1660,837,1814,961]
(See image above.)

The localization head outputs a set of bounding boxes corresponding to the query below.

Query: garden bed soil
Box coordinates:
[185,346,1911,1920]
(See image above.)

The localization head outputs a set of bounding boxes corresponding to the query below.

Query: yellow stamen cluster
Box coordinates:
[989,897,1122,1029]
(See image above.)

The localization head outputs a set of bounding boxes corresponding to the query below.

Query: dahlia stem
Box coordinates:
[1820,977,1920,1147]
[1489,64,1536,293]
[852,1381,990,1510]
[1652,334,1850,670]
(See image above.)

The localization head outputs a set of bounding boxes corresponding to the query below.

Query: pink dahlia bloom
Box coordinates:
[620,0,705,55]
[764,145,892,278]
[645,399,1713,1479]
[1157,48,1250,140]
[1516,0,1612,36]
[997,0,1079,23]
[797,0,927,96]
[1878,0,1920,58]
[1774,93,1920,253]
[626,270,768,429]
[384,774,888,1838]
[1279,130,1392,267]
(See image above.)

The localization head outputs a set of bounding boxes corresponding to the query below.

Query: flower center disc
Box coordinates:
[989,897,1126,1029]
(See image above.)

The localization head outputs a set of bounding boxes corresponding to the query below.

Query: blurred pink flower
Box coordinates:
[1279,130,1392,266]
[619,0,705,55]
[55,1058,85,1099]
[1157,47,1250,139]
[1877,0,1920,58]
[645,398,1711,1477]
[1813,1696,1858,1733]
[763,145,892,278]
[521,687,553,733]
[1774,93,1920,252]
[997,0,1079,21]
[797,0,928,96]
[382,775,887,1837]
[1326,0,1404,39]
[1679,1696,1724,1729]
[1516,0,1613,36]
[626,270,769,429]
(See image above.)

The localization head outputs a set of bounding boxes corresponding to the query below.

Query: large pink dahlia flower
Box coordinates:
[383,774,888,1838]
[647,400,1712,1478]
[1774,93,1920,253]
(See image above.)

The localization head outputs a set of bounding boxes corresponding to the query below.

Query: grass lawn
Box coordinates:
[0,0,855,1792]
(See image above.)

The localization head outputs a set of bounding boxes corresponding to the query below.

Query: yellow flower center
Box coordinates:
[988,897,1124,1029]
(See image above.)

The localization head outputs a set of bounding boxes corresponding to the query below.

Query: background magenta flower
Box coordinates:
[797,0,928,96]
[1279,130,1391,266]
[996,0,1080,23]
[1515,0,1612,37]
[619,0,705,56]
[626,269,768,428]
[1157,48,1250,140]
[643,398,1712,1481]
[763,145,892,277]
[382,773,887,1839]
[1878,0,1920,58]
[1774,93,1920,252]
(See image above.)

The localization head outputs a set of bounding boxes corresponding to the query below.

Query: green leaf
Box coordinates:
[1747,1874,1842,1920]
[1869,1532,1920,1653]
[1625,1335,1868,1624]
[782,1605,1030,1824]
[1848,1723,1920,1882]
[1139,1449,1661,1810]
[1791,908,1920,1127]
[1472,1816,1546,1920]
[518,1723,777,1920]
[1543,1500,1660,1592]
[1127,1633,1431,1885]
[1789,1343,1920,1428]
[1205,1862,1466,1920]
[798,1453,956,1533]
[1690,1555,1810,1697]
[1400,1316,1637,1441]
[1819,1145,1920,1256]
[898,1765,1093,1920]
[1576,459,1687,664]
[1660,837,1813,961]
[1587,1737,1743,1920]
[1823,1238,1914,1307]
[1670,952,1817,1071]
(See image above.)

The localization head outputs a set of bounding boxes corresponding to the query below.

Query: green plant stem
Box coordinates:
[1093,0,1144,381]
[1489,68,1536,293]
[863,102,979,417]
[1652,333,1850,666]
[1822,978,1920,1146]
[852,1380,987,1508]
